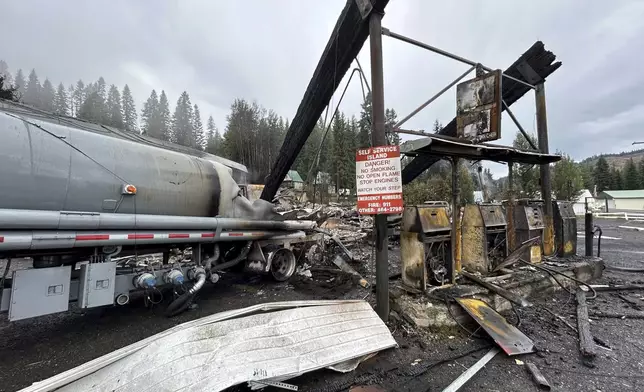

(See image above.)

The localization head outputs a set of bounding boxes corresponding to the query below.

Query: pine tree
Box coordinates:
[222,98,260,173]
[172,91,195,148]
[53,83,69,115]
[0,60,12,86]
[14,69,26,99]
[96,77,107,102]
[94,77,108,123]
[552,153,584,200]
[458,162,475,204]
[0,75,16,101]
[192,104,205,150]
[206,115,223,155]
[594,156,611,192]
[67,84,75,116]
[72,80,85,117]
[385,108,400,145]
[639,159,644,190]
[85,82,98,97]
[41,79,55,112]
[357,92,372,148]
[432,120,443,133]
[610,166,623,190]
[296,118,329,184]
[346,116,359,191]
[206,115,215,144]
[141,89,159,137]
[121,85,138,133]
[330,112,348,192]
[106,85,124,128]
[24,69,41,107]
[78,91,105,123]
[158,90,171,141]
[512,131,540,197]
[623,158,641,190]
[579,163,594,191]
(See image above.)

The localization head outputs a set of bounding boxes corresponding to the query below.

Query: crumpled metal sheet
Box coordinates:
[455,298,534,355]
[22,300,396,392]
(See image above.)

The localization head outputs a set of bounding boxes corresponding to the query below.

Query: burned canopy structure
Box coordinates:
[400,136,561,285]
[401,41,561,184]
[261,0,390,201]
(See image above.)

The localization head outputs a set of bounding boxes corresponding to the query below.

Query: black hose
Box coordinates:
[593,225,602,257]
[165,292,195,317]
[0,258,11,309]
[210,241,252,272]
[165,242,252,317]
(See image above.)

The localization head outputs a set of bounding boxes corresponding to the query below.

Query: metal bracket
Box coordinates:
[249,379,298,391]
[354,0,373,19]
[516,60,542,85]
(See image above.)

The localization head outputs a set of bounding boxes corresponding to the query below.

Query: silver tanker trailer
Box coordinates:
[0,100,315,321]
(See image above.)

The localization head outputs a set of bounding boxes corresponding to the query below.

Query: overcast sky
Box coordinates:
[2,0,643,178]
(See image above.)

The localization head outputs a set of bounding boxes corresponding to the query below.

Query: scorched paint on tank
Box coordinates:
[0,100,247,217]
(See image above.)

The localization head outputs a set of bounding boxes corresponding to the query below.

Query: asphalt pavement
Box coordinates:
[1,217,643,391]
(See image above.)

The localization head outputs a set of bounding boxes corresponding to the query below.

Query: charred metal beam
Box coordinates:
[401,41,561,184]
[261,0,390,200]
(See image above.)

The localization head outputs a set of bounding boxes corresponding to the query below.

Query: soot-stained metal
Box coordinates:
[456,70,502,143]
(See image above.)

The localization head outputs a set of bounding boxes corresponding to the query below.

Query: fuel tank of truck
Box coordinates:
[0,101,274,219]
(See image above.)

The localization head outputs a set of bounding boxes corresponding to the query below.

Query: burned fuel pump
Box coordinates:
[461,204,508,273]
[552,201,577,257]
[400,202,452,290]
[507,199,546,263]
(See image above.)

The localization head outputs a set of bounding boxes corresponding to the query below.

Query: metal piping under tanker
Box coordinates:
[0,208,316,231]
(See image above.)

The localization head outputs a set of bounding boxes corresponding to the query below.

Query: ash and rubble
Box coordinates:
[272,187,398,280]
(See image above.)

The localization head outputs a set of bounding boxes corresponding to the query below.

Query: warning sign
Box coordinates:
[356,145,404,215]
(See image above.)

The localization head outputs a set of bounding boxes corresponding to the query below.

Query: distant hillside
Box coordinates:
[581,148,644,170]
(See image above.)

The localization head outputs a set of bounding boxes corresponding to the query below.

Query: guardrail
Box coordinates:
[594,212,644,221]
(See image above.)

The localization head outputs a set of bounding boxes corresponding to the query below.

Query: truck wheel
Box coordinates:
[270,248,296,282]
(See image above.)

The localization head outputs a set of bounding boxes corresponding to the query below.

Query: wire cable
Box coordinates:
[519,258,597,299]
[305,67,368,188]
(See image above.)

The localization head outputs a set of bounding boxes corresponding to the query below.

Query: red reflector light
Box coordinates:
[128,234,154,240]
[76,234,110,241]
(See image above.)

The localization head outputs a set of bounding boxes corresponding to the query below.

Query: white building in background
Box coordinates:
[597,190,644,211]
[573,189,595,215]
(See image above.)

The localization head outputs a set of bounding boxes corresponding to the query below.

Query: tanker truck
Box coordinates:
[0,100,316,321]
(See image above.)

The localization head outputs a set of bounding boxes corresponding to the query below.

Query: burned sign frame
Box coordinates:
[456,70,502,143]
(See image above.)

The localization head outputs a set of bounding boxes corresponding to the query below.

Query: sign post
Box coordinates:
[356,145,404,215]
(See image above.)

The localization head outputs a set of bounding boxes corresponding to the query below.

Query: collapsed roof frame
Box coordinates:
[263,0,561,319]
[375,26,562,284]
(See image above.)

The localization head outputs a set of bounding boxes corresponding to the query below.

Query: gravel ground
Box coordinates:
[1,217,644,391]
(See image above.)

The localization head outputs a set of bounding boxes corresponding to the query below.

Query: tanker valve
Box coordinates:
[134,272,157,289]
[164,269,185,286]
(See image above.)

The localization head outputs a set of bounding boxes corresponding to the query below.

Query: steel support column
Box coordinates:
[507,162,515,251]
[450,158,460,283]
[535,83,554,256]
[585,212,594,257]
[369,11,389,321]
